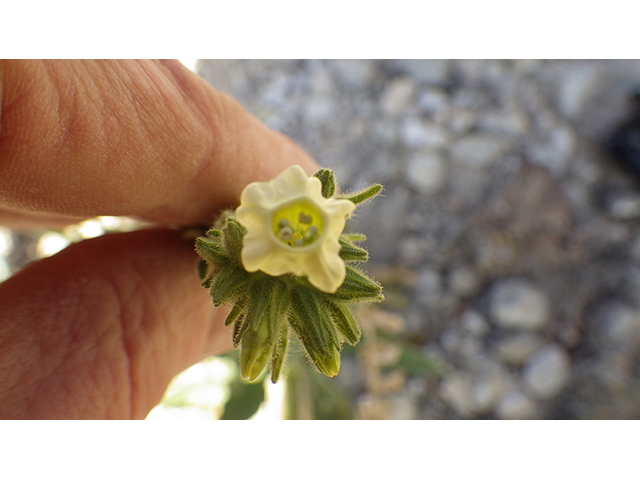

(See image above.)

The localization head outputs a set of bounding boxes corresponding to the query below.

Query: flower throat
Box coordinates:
[272,199,324,247]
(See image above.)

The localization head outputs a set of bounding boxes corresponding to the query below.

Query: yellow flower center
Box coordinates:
[271,198,324,248]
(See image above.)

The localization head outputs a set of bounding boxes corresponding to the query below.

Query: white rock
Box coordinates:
[460,309,489,337]
[606,191,640,220]
[472,368,508,414]
[495,334,545,367]
[448,266,481,298]
[496,390,537,419]
[417,87,450,115]
[523,344,571,399]
[558,65,602,120]
[415,268,443,307]
[331,59,375,86]
[396,59,450,85]
[448,109,477,135]
[477,108,531,135]
[380,77,417,116]
[399,116,451,149]
[405,151,447,195]
[526,125,576,177]
[371,119,398,146]
[490,278,550,330]
[450,134,511,168]
[439,373,475,416]
[303,95,337,125]
[388,396,418,420]
[596,301,640,345]
[440,365,508,415]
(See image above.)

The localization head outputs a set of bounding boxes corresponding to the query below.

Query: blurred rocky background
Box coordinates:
[3,60,640,419]
[197,59,640,419]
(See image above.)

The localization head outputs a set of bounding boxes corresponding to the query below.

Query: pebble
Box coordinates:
[414,267,443,307]
[388,378,426,420]
[448,265,482,298]
[303,95,337,125]
[593,301,640,346]
[557,64,602,120]
[490,278,550,330]
[526,125,577,176]
[450,133,511,168]
[331,59,376,86]
[496,389,538,419]
[399,116,451,149]
[460,310,489,337]
[472,367,508,414]
[440,362,509,415]
[388,395,418,420]
[495,334,545,367]
[439,372,476,416]
[405,151,447,195]
[605,190,640,220]
[395,59,450,85]
[416,87,450,116]
[380,77,417,116]
[522,344,572,399]
[448,109,477,135]
[477,108,531,135]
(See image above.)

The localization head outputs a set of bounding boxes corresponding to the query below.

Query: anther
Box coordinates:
[279,226,293,241]
[304,226,319,242]
[299,212,313,225]
[278,219,290,229]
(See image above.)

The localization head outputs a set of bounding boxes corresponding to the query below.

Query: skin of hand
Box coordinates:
[0,59,319,419]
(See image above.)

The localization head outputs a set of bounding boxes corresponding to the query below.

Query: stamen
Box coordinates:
[299,212,313,225]
[279,226,293,241]
[272,200,324,248]
[304,225,319,242]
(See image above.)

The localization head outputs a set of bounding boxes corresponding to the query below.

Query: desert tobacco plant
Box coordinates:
[196,165,383,382]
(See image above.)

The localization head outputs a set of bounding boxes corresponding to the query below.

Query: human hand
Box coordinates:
[0,59,318,419]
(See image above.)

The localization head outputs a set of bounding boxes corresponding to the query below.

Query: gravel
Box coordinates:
[490,278,550,330]
[193,59,640,419]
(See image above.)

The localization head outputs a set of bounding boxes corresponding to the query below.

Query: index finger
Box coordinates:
[0,60,318,226]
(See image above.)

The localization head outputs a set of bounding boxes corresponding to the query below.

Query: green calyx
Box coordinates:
[196,168,383,383]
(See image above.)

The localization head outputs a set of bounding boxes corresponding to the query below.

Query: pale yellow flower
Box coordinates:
[236,165,355,293]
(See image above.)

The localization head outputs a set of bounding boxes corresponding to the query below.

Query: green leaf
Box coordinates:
[289,287,341,376]
[195,236,228,267]
[210,265,249,307]
[339,237,369,262]
[325,300,362,346]
[270,324,289,383]
[232,316,245,348]
[313,168,337,198]
[222,214,246,263]
[330,266,384,303]
[341,233,367,242]
[197,259,209,281]
[224,301,245,327]
[239,279,289,382]
[340,184,382,205]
